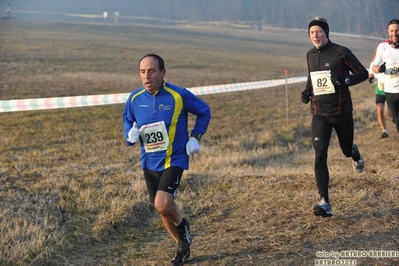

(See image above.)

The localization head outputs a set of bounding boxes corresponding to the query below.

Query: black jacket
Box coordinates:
[303,40,368,116]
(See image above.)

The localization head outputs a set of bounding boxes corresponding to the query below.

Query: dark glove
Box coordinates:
[301,91,311,104]
[331,74,351,86]
[378,62,386,73]
[368,76,374,83]
[331,74,345,86]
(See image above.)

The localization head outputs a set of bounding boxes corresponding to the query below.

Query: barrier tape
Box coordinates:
[0,76,307,113]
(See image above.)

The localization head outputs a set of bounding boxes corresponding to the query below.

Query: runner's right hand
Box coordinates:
[127,122,139,144]
[301,91,312,104]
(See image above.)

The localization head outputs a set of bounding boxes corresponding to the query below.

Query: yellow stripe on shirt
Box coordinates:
[164,84,183,168]
[130,89,146,102]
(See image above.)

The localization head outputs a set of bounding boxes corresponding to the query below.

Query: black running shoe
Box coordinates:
[170,249,190,266]
[177,218,191,255]
[171,218,191,265]
[381,131,388,138]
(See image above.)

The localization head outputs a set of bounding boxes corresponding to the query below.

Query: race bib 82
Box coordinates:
[310,70,335,96]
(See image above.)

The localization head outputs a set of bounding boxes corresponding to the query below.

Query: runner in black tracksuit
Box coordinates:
[302,17,368,217]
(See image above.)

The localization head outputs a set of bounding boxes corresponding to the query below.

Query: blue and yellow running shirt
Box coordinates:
[123,82,211,171]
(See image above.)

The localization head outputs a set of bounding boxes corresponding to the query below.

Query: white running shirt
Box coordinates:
[371,41,399,93]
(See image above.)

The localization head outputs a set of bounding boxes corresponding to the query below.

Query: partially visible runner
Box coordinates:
[371,19,399,137]
[368,63,392,138]
[123,54,211,265]
[301,17,368,218]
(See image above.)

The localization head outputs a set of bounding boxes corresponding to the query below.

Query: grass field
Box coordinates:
[0,20,398,266]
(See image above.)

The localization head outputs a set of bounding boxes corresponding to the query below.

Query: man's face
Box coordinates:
[388,23,399,44]
[309,25,328,49]
[139,56,166,94]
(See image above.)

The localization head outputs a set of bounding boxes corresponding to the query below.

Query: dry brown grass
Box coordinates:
[0,20,398,266]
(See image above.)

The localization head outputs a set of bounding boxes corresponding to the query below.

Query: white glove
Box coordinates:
[186,137,201,155]
[127,122,139,144]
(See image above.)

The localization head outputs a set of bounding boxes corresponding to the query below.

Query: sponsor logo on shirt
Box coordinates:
[159,104,173,111]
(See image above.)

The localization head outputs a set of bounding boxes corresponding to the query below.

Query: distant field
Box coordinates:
[0,20,398,266]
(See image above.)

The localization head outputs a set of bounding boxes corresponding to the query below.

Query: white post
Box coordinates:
[285,69,288,121]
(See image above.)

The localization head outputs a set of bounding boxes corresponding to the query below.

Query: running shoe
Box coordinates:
[353,155,365,173]
[171,218,191,265]
[177,218,191,255]
[380,131,388,138]
[170,250,190,266]
[313,197,333,217]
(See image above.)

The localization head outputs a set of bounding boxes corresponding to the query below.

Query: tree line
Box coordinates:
[10,0,399,37]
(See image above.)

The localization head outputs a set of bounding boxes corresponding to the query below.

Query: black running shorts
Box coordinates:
[143,166,184,203]
[375,94,386,105]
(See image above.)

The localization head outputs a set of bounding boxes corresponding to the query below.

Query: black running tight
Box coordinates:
[311,113,360,203]
[385,92,399,134]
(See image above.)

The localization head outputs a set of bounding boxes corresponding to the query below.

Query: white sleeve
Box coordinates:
[370,43,385,67]
[368,63,375,74]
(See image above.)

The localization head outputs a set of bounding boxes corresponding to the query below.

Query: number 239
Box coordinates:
[145,132,164,143]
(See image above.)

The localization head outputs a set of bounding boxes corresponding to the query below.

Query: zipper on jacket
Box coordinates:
[152,94,156,114]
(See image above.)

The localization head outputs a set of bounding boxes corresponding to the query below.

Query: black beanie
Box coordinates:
[308,17,329,38]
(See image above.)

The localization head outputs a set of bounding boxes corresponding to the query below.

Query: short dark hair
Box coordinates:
[388,19,399,27]
[139,54,165,71]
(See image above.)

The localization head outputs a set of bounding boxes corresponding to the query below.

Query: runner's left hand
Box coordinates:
[186,137,201,155]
